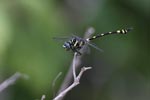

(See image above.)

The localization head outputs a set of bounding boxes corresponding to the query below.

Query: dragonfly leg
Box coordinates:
[74,49,82,56]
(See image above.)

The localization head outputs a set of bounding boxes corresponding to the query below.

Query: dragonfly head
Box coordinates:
[63,42,71,51]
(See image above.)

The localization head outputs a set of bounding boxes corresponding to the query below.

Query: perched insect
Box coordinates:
[56,28,133,55]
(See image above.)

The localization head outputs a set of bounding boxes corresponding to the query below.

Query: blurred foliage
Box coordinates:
[0,0,149,100]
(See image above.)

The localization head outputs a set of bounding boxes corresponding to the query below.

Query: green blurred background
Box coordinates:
[0,0,149,100]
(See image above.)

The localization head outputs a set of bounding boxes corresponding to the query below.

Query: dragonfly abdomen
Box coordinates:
[88,28,132,41]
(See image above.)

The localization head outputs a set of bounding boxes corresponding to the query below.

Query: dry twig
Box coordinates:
[53,53,92,100]
[0,72,27,93]
[52,72,63,97]
[41,95,46,100]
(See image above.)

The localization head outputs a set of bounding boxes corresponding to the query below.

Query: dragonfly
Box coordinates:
[54,28,133,55]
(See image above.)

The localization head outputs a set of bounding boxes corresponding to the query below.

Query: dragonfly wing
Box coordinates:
[53,34,79,42]
[52,37,70,42]
[87,42,104,52]
[85,45,91,54]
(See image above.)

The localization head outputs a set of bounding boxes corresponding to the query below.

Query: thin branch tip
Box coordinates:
[41,95,46,100]
[83,66,92,70]
[0,72,28,93]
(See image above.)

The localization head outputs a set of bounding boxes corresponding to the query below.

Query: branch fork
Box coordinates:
[53,53,92,100]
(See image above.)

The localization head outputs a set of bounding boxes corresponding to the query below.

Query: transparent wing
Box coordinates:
[87,42,104,52]
[53,34,77,41]
[71,34,83,40]
[85,45,91,54]
[53,37,69,40]
[52,36,70,42]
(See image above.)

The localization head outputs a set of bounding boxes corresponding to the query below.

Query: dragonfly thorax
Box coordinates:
[63,37,86,54]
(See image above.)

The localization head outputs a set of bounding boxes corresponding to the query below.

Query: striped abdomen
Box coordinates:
[88,28,133,41]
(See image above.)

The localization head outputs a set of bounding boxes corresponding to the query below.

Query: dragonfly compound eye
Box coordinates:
[63,42,71,51]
